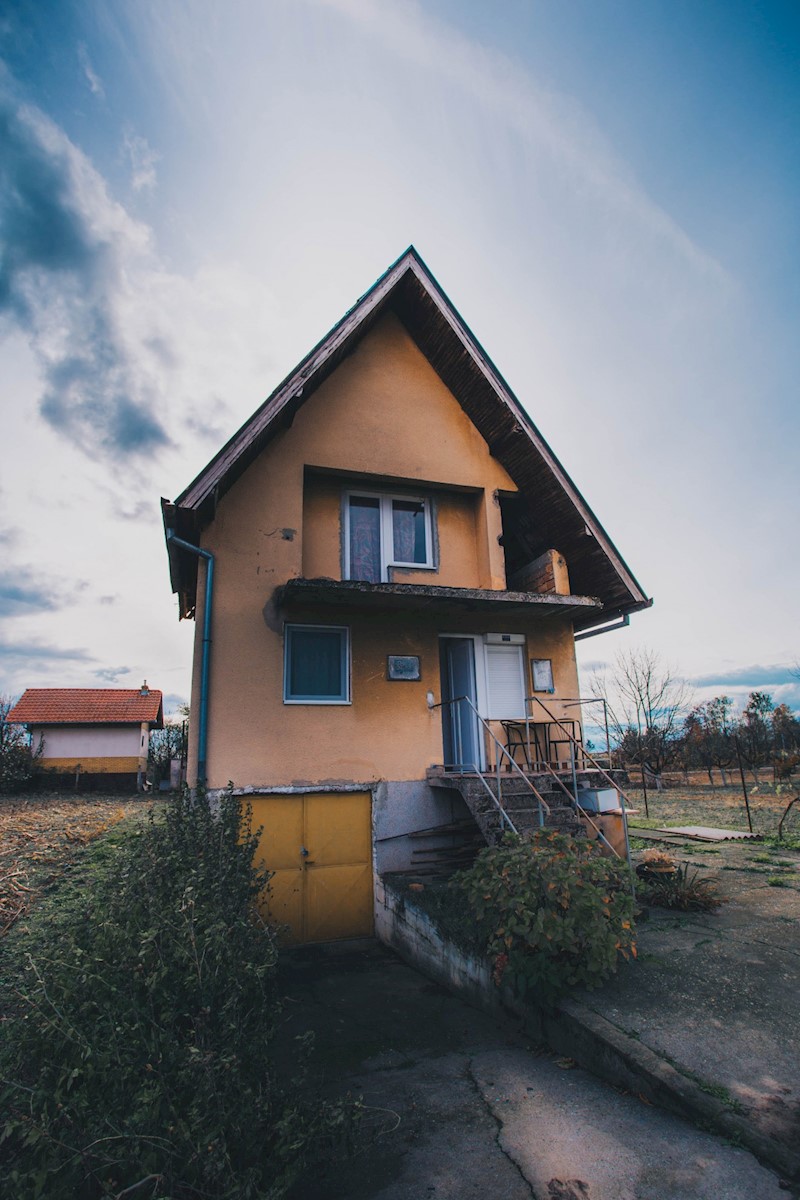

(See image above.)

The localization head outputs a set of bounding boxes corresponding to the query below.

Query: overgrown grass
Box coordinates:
[0,789,354,1200]
[388,877,486,957]
[624,781,797,839]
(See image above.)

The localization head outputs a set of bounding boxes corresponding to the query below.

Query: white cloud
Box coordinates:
[123,129,159,193]
[314,0,731,287]
[0,90,282,473]
[78,43,105,100]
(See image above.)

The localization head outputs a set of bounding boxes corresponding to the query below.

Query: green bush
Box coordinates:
[0,697,42,793]
[0,788,352,1199]
[453,832,636,1007]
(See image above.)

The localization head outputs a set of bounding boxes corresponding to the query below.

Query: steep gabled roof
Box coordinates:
[163,247,650,627]
[6,688,164,728]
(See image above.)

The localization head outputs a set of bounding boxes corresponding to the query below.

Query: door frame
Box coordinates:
[439,634,489,771]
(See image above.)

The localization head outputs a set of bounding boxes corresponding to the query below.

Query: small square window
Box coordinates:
[284,625,350,704]
[531,658,554,693]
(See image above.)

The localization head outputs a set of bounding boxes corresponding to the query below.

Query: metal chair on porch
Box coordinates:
[500,721,551,772]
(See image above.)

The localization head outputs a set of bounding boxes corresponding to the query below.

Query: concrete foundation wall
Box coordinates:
[374,876,512,1017]
[373,780,475,874]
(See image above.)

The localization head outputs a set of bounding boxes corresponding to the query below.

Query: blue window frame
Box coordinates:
[283,624,350,704]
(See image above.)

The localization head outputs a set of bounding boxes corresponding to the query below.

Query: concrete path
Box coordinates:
[282,943,789,1200]
[566,838,800,1174]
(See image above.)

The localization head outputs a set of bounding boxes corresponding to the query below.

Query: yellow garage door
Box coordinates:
[249,792,373,945]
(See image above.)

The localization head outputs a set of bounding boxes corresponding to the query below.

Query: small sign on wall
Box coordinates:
[387,655,421,681]
[531,658,554,693]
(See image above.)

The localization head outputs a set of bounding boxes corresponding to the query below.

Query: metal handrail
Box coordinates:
[431,694,551,830]
[454,760,520,836]
[525,697,634,806]
[536,757,625,861]
[526,696,636,888]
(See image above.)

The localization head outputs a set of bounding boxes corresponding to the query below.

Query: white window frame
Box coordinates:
[344,490,434,582]
[283,623,351,705]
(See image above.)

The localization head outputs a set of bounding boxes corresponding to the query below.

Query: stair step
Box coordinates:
[427,770,592,848]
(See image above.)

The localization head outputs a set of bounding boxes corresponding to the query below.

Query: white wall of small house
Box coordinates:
[32,725,145,758]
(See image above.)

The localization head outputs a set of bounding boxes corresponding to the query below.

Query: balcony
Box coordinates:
[277,577,602,619]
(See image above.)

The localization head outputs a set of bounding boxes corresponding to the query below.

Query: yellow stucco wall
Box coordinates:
[187,312,581,788]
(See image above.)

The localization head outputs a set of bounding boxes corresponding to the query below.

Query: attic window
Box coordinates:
[344,492,433,583]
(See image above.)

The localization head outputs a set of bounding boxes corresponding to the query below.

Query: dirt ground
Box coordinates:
[0,791,147,935]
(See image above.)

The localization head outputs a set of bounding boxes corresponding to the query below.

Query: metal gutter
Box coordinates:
[574,614,631,642]
[165,531,214,786]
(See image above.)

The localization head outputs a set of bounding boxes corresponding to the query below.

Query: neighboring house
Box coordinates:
[6,685,164,790]
[162,247,650,944]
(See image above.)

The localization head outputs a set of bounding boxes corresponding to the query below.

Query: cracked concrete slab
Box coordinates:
[282,943,787,1200]
[470,1046,785,1200]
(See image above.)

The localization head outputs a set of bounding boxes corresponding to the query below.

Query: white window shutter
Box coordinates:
[485,644,527,719]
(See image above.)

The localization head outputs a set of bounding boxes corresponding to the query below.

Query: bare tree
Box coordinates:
[591,649,691,790]
[684,696,735,786]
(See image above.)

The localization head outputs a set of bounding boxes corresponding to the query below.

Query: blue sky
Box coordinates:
[0,0,797,717]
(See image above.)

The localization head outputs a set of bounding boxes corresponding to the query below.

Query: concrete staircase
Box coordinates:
[428,768,621,847]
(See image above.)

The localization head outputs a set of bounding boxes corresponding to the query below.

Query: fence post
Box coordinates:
[735,736,754,834]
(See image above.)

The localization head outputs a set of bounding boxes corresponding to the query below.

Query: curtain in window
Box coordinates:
[349,497,381,582]
[392,500,426,563]
[288,628,345,699]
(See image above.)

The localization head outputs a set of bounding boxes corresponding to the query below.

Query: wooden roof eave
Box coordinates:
[161,498,200,620]
[396,257,649,611]
[166,247,650,619]
[174,251,416,520]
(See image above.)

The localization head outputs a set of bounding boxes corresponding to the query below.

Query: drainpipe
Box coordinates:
[166,531,214,787]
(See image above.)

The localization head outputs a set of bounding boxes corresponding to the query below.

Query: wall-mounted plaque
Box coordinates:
[531,658,555,693]
[387,655,421,681]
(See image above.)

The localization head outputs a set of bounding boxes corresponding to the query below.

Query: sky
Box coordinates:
[0,0,798,720]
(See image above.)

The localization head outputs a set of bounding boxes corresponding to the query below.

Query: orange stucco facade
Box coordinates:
[187,312,582,789]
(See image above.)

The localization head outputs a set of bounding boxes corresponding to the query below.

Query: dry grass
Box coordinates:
[0,792,145,936]
[623,780,799,839]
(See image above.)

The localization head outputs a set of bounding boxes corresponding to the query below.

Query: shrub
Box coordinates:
[639,848,677,870]
[0,788,352,1199]
[453,832,636,1007]
[637,861,724,911]
[0,697,42,793]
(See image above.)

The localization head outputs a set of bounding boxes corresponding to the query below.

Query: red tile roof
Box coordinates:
[6,688,164,728]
